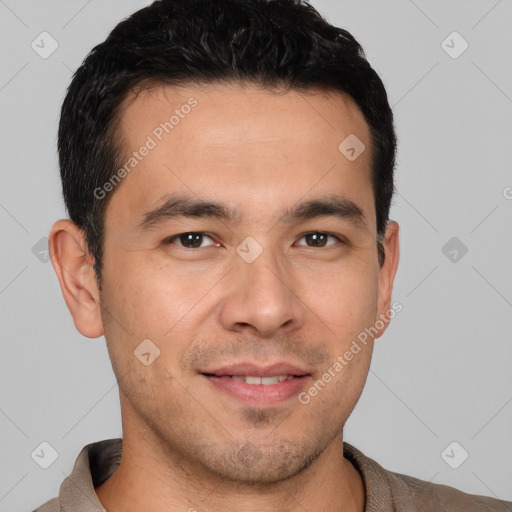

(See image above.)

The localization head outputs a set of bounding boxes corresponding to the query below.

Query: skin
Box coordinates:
[49,82,399,512]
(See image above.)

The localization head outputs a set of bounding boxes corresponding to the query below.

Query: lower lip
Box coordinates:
[202,375,311,406]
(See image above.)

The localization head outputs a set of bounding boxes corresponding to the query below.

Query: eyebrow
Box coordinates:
[138,193,367,231]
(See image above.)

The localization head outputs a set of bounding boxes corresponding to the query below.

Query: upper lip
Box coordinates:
[201,362,311,377]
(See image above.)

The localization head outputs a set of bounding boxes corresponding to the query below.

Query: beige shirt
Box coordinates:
[33,438,512,511]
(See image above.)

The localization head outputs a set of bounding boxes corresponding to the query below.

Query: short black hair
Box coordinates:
[58,0,396,287]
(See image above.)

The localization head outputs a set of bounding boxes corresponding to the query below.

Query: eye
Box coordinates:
[163,231,346,250]
[164,232,218,249]
[295,232,345,248]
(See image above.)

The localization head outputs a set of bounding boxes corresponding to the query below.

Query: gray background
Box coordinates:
[0,0,511,510]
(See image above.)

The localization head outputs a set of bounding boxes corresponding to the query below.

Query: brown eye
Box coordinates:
[165,232,216,248]
[295,232,342,248]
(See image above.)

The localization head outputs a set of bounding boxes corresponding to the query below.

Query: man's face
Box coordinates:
[96,83,396,484]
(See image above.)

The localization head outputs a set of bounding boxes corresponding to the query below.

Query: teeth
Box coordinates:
[246,376,264,385]
[230,375,294,385]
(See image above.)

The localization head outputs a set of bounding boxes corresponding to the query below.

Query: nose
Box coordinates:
[218,249,305,338]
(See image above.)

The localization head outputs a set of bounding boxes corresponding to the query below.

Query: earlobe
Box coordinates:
[49,219,104,338]
[374,220,400,339]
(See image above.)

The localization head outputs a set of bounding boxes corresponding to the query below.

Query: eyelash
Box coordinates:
[163,231,347,249]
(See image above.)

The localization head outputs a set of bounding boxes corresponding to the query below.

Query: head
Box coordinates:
[50,0,399,486]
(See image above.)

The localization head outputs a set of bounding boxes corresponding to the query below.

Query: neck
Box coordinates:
[95,431,365,512]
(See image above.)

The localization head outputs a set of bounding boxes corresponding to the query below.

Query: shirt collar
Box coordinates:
[59,438,122,512]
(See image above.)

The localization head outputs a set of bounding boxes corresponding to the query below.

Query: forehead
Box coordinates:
[106,81,374,230]
[118,81,368,143]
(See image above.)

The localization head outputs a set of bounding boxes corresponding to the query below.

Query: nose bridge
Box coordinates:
[240,242,288,298]
[219,239,303,336]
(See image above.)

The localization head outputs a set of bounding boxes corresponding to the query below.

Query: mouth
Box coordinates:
[200,362,312,406]
[202,374,304,385]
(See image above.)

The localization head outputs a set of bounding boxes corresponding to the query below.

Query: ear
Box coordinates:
[49,219,104,338]
[374,220,400,339]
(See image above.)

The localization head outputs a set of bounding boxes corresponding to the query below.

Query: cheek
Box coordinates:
[296,259,380,338]
[103,248,228,351]
[99,260,192,388]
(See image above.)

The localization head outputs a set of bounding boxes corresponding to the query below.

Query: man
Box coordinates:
[35,0,511,510]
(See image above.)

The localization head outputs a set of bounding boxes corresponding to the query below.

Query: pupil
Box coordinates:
[182,233,202,248]
[307,233,326,247]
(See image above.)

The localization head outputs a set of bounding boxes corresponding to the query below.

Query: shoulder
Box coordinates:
[396,470,512,511]
[343,442,512,512]
[31,496,60,512]
[32,438,122,512]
